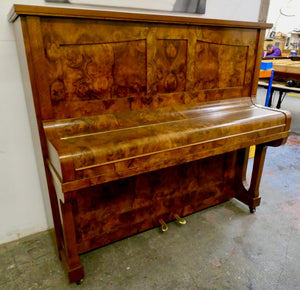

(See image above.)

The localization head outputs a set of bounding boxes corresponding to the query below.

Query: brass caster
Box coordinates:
[159,219,168,232]
[173,213,186,225]
[76,279,84,285]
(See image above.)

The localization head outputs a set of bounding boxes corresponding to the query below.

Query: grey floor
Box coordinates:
[0,89,299,290]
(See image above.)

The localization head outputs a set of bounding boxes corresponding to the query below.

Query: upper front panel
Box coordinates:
[26,16,259,120]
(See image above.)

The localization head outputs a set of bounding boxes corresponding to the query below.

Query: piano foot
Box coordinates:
[59,200,85,283]
[249,207,256,214]
[159,219,168,232]
[173,213,187,225]
[76,279,84,285]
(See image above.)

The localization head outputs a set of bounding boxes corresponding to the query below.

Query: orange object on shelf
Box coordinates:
[259,70,273,78]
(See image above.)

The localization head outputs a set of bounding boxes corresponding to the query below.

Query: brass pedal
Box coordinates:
[173,214,186,225]
[159,219,168,232]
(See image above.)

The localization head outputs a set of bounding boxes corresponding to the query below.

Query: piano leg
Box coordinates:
[234,144,267,212]
[45,167,64,260]
[59,199,84,283]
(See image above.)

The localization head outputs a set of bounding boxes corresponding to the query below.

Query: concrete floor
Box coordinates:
[0,91,299,289]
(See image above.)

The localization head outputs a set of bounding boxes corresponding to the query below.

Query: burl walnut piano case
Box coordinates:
[9,4,290,283]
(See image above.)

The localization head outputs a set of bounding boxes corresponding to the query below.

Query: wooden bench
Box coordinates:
[259,58,300,108]
[9,5,290,283]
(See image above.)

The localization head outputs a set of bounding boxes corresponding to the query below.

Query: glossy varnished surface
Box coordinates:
[72,154,234,253]
[44,98,290,187]
[24,15,260,120]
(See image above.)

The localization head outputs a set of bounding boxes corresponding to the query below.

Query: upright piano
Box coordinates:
[9,4,291,283]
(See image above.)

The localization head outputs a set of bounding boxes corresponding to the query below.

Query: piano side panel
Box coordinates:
[25,17,259,120]
[13,16,65,259]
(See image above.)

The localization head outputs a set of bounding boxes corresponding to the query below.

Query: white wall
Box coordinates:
[0,0,261,245]
[267,0,300,34]
[68,0,261,22]
[0,0,49,245]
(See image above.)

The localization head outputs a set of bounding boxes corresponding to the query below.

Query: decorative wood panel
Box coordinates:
[48,40,147,103]
[73,154,231,253]
[195,42,248,90]
[32,17,260,120]
[151,39,187,94]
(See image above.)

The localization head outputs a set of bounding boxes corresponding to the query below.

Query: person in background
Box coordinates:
[264,44,281,57]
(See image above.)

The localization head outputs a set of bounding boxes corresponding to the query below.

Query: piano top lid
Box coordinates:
[8,4,272,30]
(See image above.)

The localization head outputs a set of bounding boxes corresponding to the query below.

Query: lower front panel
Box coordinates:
[71,152,237,254]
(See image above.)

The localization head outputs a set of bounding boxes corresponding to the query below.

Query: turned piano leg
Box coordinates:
[59,199,84,283]
[234,144,267,213]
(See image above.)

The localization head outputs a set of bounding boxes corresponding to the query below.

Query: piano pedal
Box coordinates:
[173,213,186,225]
[159,219,168,232]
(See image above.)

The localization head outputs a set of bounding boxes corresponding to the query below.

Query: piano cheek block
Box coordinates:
[9,4,290,283]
